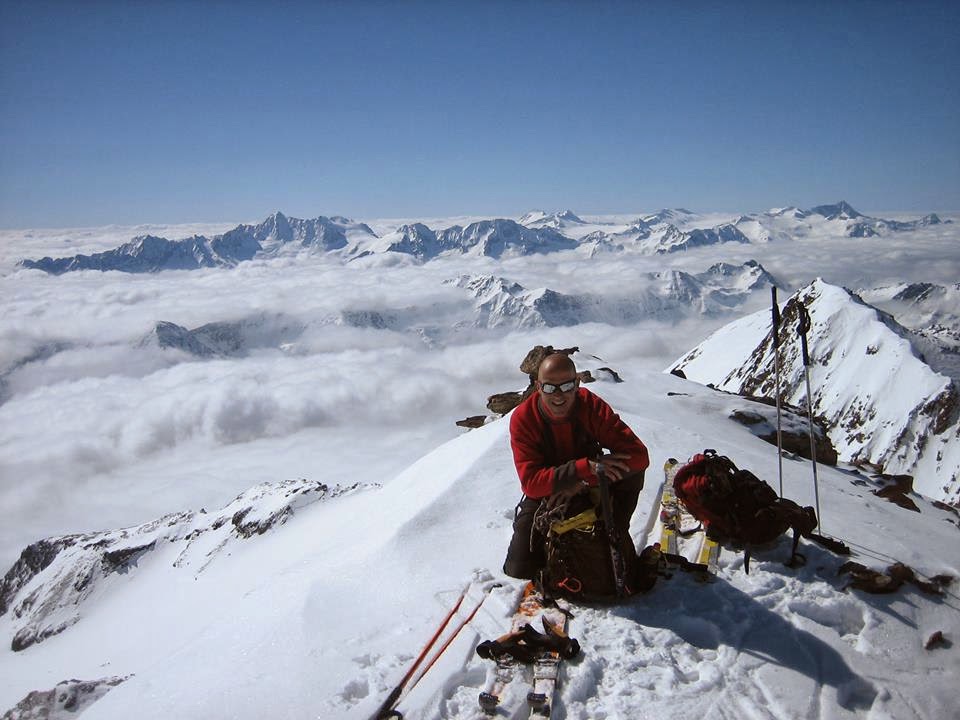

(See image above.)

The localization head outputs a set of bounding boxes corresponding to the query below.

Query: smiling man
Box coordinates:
[503,353,650,580]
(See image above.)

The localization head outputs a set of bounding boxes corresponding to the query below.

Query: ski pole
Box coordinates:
[371,586,467,720]
[410,587,493,687]
[771,287,784,498]
[371,585,495,720]
[597,468,628,598]
[796,302,823,532]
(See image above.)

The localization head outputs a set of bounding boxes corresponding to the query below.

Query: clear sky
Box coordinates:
[1,0,958,227]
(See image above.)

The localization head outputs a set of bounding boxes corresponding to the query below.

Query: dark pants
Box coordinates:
[502,470,645,580]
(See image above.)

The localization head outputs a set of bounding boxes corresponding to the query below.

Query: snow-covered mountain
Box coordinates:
[652,223,752,254]
[361,222,445,260]
[141,313,308,358]
[3,201,959,719]
[20,203,949,275]
[754,201,949,240]
[18,233,262,274]
[449,260,778,328]
[438,219,578,258]
[18,212,376,273]
[1,365,956,720]
[859,282,960,381]
[641,208,698,226]
[517,209,586,229]
[670,279,960,505]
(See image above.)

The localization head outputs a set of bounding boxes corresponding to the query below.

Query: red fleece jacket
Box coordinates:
[509,387,650,499]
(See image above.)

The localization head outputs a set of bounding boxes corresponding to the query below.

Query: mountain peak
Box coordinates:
[807,201,863,220]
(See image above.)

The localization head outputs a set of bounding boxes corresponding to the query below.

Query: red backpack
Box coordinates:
[673,450,819,570]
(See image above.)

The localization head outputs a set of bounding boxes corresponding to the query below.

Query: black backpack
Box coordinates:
[535,491,657,602]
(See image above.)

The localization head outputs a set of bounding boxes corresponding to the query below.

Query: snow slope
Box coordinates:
[671,280,960,506]
[2,364,957,720]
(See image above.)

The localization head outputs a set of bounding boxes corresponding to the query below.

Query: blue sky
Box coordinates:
[1,0,957,227]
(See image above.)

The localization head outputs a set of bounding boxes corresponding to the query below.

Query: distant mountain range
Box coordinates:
[18,203,950,274]
[125,260,777,363]
[670,279,960,505]
[448,260,777,328]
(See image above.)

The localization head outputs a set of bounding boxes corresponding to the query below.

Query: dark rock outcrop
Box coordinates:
[2,676,129,719]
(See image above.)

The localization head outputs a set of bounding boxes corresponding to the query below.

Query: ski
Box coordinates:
[656,459,682,555]
[478,655,516,715]
[655,458,721,580]
[476,583,578,718]
[695,532,721,575]
[526,613,573,718]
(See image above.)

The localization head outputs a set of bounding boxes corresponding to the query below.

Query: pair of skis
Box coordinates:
[477,582,577,718]
[654,458,720,579]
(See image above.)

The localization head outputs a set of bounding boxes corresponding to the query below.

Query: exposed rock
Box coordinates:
[839,561,950,596]
[519,345,579,377]
[872,475,921,513]
[487,392,527,415]
[924,631,951,651]
[456,415,488,429]
[596,367,624,383]
[728,407,838,465]
[1,676,129,719]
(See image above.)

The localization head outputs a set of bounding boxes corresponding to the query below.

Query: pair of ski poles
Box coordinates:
[771,286,823,532]
[371,584,494,720]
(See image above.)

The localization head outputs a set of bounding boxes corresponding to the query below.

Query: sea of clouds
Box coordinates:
[1,212,957,569]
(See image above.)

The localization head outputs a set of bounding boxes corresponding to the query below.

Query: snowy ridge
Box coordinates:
[1,367,957,719]
[0,478,355,653]
[18,212,374,273]
[670,279,960,504]
[17,202,949,274]
[438,219,579,258]
[18,233,262,274]
[859,282,960,379]
[142,313,308,358]
[517,209,586,229]
[449,260,778,328]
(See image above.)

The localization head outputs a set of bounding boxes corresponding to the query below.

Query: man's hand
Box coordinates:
[591,453,631,482]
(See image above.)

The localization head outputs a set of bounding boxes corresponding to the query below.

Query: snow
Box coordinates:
[1,208,959,719]
[671,279,959,504]
[2,371,957,719]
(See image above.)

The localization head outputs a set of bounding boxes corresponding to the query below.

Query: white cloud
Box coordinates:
[0,213,957,568]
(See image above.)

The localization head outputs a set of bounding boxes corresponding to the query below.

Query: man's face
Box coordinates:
[537,367,579,420]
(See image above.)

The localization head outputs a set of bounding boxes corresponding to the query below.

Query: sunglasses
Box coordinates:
[540,379,578,394]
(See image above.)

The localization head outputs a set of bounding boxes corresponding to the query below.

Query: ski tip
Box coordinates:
[478,691,499,714]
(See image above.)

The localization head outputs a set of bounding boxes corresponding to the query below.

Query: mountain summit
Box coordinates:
[670,279,960,504]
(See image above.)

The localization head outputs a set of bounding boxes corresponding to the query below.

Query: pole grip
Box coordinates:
[597,471,627,597]
[797,304,812,367]
[771,287,781,349]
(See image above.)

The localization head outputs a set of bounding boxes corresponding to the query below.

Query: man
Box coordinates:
[503,353,650,580]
